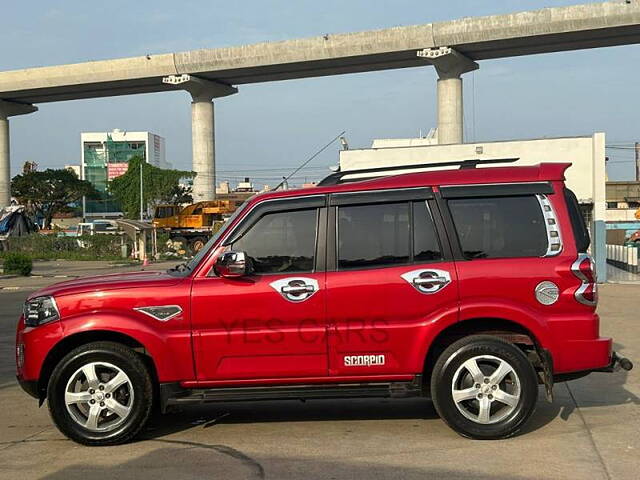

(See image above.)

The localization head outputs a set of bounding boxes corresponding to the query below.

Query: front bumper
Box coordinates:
[17,376,39,399]
[15,316,64,386]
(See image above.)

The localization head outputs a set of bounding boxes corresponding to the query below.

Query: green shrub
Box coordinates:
[0,233,129,261]
[2,253,33,276]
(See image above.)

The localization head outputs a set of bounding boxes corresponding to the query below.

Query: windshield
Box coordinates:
[167,200,250,276]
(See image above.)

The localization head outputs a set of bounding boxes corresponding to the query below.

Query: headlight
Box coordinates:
[24,296,60,327]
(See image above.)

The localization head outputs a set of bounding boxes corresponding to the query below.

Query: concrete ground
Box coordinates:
[0,259,178,291]
[0,265,638,479]
[607,264,640,284]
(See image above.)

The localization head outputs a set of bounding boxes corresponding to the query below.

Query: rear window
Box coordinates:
[448,195,548,259]
[564,188,590,253]
[337,201,443,270]
[338,202,410,269]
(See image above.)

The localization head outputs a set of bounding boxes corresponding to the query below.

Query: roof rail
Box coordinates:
[317,157,520,186]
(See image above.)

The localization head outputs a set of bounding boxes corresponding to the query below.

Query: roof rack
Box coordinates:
[317,157,520,186]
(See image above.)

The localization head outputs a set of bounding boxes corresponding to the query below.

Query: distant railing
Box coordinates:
[606,244,639,274]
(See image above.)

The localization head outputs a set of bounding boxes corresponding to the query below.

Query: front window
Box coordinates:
[232,209,317,274]
[155,206,175,219]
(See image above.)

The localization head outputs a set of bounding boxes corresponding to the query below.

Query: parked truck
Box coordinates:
[152,200,235,253]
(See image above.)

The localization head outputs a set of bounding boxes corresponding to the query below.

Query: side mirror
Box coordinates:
[214,251,252,278]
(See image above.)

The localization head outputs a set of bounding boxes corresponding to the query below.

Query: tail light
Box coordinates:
[571,254,597,306]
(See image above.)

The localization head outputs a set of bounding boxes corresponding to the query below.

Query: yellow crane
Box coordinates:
[153,200,235,253]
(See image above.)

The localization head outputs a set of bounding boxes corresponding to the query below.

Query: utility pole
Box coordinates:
[139,162,144,221]
[635,142,640,182]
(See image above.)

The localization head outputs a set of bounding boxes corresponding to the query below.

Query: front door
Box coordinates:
[325,191,459,377]
[191,201,328,381]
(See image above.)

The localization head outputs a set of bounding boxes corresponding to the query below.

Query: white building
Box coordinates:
[80,129,168,215]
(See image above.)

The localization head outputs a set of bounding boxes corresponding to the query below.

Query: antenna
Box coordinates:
[274,130,346,191]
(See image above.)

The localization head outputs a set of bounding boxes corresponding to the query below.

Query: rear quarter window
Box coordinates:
[564,188,590,253]
[448,195,548,259]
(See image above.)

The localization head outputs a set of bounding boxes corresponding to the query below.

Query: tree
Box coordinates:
[161,184,193,205]
[11,168,99,229]
[109,156,195,219]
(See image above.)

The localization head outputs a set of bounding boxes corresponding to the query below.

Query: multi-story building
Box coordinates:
[80,129,168,216]
[606,181,640,222]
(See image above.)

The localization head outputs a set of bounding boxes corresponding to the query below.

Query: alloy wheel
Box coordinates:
[64,361,134,432]
[450,355,521,425]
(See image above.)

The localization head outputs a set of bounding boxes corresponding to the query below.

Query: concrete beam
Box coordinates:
[417,47,478,79]
[0,1,639,103]
[162,75,238,202]
[0,100,38,209]
[162,74,237,102]
[0,100,38,118]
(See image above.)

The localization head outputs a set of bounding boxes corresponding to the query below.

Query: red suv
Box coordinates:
[15,160,632,445]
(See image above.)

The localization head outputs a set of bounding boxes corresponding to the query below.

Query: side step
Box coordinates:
[160,376,423,411]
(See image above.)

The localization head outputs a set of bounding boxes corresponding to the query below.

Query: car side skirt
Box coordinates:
[159,375,423,413]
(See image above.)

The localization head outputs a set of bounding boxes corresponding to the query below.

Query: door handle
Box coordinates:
[270,277,320,302]
[413,276,448,287]
[401,269,451,294]
[281,284,315,295]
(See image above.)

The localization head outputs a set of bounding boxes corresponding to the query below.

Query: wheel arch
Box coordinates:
[422,317,548,393]
[37,330,159,404]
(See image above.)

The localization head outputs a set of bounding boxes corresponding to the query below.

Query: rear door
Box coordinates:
[438,182,570,325]
[325,188,460,377]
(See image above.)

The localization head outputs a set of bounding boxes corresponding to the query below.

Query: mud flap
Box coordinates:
[529,347,553,402]
[538,348,554,402]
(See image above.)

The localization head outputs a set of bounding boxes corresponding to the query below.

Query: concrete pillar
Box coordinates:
[437,77,464,145]
[191,99,216,202]
[593,220,607,283]
[0,100,38,210]
[0,116,9,208]
[162,75,237,202]
[417,47,478,145]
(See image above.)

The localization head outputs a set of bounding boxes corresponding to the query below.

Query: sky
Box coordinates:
[2,0,639,186]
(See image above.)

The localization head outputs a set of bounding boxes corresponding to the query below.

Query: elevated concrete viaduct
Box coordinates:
[1,0,640,205]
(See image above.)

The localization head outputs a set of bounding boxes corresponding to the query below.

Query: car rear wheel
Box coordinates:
[47,341,153,446]
[430,335,538,439]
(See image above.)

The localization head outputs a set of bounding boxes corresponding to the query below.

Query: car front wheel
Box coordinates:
[47,341,153,446]
[430,335,538,439]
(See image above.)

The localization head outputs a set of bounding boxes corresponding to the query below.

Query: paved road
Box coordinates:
[0,260,178,291]
[0,276,638,479]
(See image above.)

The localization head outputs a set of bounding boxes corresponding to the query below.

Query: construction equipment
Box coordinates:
[153,200,235,253]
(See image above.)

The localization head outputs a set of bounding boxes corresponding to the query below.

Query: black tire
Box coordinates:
[172,236,189,255]
[430,335,538,440]
[190,236,207,253]
[47,341,153,446]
